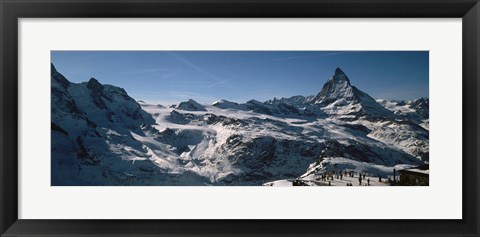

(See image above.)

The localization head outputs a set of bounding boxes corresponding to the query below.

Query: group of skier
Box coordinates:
[316,169,376,186]
[357,175,371,186]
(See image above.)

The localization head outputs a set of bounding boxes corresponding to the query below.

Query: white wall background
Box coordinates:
[18,18,462,219]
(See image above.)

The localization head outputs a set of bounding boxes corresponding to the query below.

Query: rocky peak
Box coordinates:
[176,99,207,111]
[51,63,70,89]
[333,67,350,85]
[409,98,429,119]
[312,67,355,105]
[51,63,58,73]
[310,68,395,117]
[87,78,103,92]
[411,98,429,107]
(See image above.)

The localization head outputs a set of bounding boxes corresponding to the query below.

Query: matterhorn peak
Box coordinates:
[332,67,350,85]
[335,67,345,75]
[310,67,395,117]
[311,68,354,105]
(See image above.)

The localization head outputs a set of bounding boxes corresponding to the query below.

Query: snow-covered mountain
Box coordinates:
[265,95,314,108]
[51,65,429,186]
[309,67,395,117]
[376,98,429,129]
[175,99,207,111]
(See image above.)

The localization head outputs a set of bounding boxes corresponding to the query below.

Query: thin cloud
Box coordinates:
[141,68,172,73]
[119,68,180,80]
[206,79,232,88]
[146,69,178,79]
[167,52,242,90]
[206,73,242,88]
[235,52,351,66]
[167,52,222,82]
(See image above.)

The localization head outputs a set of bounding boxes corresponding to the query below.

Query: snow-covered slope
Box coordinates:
[52,65,429,186]
[212,99,248,110]
[176,99,207,111]
[377,98,429,129]
[51,64,177,185]
[311,68,395,117]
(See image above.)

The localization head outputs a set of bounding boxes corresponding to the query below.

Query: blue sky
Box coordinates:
[51,51,428,105]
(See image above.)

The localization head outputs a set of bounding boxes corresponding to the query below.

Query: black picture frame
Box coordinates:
[1,0,479,236]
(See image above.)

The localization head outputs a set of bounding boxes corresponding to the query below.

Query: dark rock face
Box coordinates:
[51,122,69,135]
[266,95,310,107]
[345,143,378,163]
[51,88,81,115]
[75,136,99,165]
[87,78,103,91]
[276,103,300,115]
[244,99,306,116]
[320,139,345,157]
[52,65,428,186]
[204,113,246,127]
[245,100,274,115]
[51,64,159,185]
[218,135,322,185]
[166,110,193,125]
[307,67,396,117]
[247,137,277,165]
[313,67,352,105]
[51,63,70,89]
[87,78,107,109]
[410,98,429,119]
[340,123,371,134]
[220,134,323,174]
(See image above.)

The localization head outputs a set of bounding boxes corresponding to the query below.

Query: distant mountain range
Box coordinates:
[51,64,428,185]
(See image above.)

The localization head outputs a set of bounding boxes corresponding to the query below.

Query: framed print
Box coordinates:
[1,0,479,236]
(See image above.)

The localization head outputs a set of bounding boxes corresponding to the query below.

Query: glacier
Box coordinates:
[51,64,429,186]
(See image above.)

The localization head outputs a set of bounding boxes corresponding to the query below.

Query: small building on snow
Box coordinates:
[398,164,429,186]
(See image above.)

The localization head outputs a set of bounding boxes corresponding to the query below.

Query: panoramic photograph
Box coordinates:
[51,51,429,186]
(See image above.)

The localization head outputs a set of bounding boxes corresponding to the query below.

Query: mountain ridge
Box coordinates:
[51,64,429,186]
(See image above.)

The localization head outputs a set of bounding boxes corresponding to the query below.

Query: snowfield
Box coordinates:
[51,65,429,186]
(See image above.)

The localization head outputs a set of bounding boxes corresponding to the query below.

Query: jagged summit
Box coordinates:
[87,77,103,91]
[51,65,428,186]
[333,67,350,84]
[335,67,344,74]
[409,98,429,119]
[51,63,70,89]
[312,67,355,105]
[51,63,57,72]
[176,99,207,111]
[212,99,248,110]
[88,77,100,84]
[311,68,394,117]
